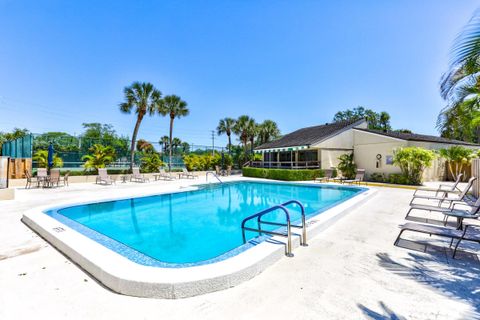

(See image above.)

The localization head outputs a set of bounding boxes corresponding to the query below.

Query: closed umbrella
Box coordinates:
[47,143,54,169]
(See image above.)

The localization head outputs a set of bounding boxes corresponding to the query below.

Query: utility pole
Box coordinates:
[211,130,215,156]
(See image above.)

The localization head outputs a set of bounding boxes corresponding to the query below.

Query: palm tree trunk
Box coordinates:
[227,133,231,154]
[169,116,174,171]
[130,115,143,171]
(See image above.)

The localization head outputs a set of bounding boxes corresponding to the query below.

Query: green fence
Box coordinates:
[1,134,33,158]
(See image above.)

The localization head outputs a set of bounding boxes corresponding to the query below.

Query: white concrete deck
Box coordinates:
[0,178,479,319]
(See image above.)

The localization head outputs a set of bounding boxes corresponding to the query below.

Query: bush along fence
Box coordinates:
[242,167,324,181]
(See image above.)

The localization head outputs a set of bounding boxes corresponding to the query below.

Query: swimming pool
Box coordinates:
[43,181,365,267]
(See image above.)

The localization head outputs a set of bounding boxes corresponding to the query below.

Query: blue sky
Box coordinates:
[0,1,479,147]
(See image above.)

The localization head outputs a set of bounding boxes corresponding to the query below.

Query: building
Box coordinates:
[253,119,480,180]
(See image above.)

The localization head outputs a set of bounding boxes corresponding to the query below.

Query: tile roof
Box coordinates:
[255,119,365,150]
[354,128,480,146]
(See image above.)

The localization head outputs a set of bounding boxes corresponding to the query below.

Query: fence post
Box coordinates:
[472,159,480,198]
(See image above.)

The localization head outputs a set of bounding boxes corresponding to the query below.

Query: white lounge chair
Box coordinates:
[154,167,175,181]
[96,168,116,185]
[409,177,477,207]
[344,169,365,185]
[179,168,197,179]
[130,167,149,183]
[315,169,334,183]
[413,173,463,197]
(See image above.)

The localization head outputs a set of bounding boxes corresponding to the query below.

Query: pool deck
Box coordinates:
[0,176,479,319]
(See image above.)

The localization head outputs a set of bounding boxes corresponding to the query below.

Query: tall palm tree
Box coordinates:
[438,10,480,142]
[159,95,189,170]
[217,117,236,154]
[257,120,280,145]
[119,82,162,170]
[246,118,258,154]
[233,115,252,157]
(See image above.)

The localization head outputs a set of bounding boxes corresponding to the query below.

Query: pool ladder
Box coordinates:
[241,200,307,257]
[206,171,223,183]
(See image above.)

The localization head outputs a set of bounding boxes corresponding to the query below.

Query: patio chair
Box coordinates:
[394,222,480,258]
[24,169,40,189]
[155,167,175,181]
[60,171,70,186]
[315,169,334,183]
[37,168,48,187]
[131,167,150,183]
[179,168,197,179]
[413,173,463,197]
[409,176,477,207]
[226,166,232,176]
[47,169,61,187]
[406,196,480,225]
[215,165,221,176]
[343,169,366,185]
[96,168,116,185]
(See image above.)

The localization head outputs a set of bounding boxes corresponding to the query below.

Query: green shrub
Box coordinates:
[388,173,410,185]
[393,147,435,185]
[337,153,356,179]
[368,172,386,182]
[242,167,324,181]
[140,152,164,173]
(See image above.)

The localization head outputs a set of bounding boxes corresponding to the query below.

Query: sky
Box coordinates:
[0,0,479,148]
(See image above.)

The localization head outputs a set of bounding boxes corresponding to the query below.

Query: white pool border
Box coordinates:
[22,178,377,299]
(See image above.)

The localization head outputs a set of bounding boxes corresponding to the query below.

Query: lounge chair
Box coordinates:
[413,173,463,197]
[215,165,221,176]
[24,169,40,189]
[179,168,197,179]
[394,222,480,258]
[344,169,365,185]
[96,168,116,185]
[406,196,480,224]
[409,176,477,206]
[131,167,149,183]
[154,167,175,181]
[315,169,334,183]
[226,165,232,176]
[47,169,61,187]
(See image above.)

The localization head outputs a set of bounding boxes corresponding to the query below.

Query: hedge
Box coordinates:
[242,167,324,181]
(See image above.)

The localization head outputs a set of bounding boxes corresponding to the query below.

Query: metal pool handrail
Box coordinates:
[206,171,223,183]
[241,204,294,257]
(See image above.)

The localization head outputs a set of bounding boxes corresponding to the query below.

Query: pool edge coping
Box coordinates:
[22,178,378,299]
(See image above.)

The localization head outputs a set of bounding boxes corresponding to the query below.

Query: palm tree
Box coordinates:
[159,135,170,153]
[159,95,189,170]
[233,115,253,157]
[82,144,116,170]
[439,146,474,180]
[119,82,162,170]
[172,137,182,153]
[246,118,258,154]
[217,118,236,154]
[181,142,190,153]
[379,112,391,131]
[438,10,480,142]
[257,120,280,145]
[33,150,63,168]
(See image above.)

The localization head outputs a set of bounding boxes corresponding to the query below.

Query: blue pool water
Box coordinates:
[45,181,365,266]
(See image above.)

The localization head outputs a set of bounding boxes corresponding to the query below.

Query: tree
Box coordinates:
[181,142,190,153]
[140,152,164,173]
[217,117,236,154]
[119,82,162,170]
[33,150,63,168]
[82,144,116,170]
[159,136,170,153]
[136,139,154,153]
[158,95,189,170]
[438,10,480,142]
[233,115,254,161]
[333,107,391,131]
[438,146,474,180]
[393,147,435,185]
[257,120,280,145]
[246,118,258,154]
[337,153,356,179]
[172,137,182,153]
